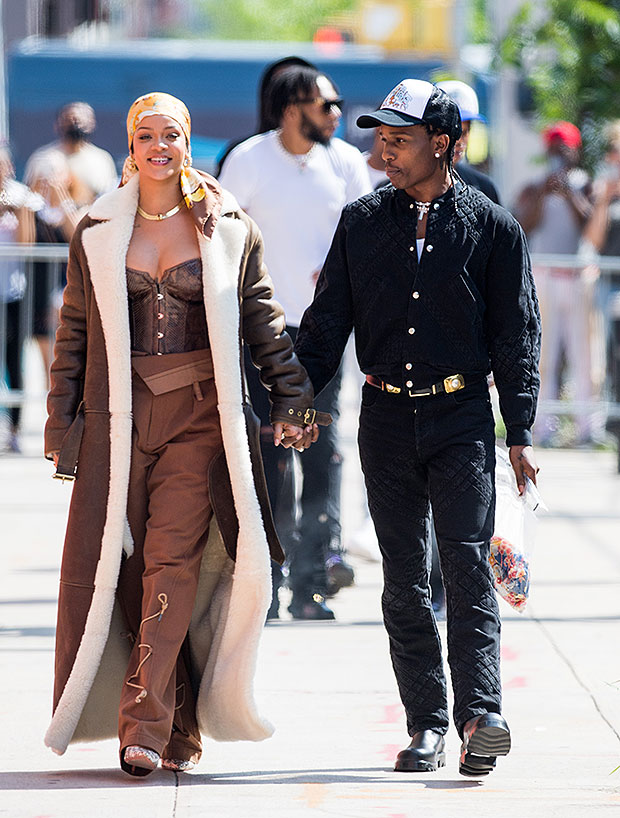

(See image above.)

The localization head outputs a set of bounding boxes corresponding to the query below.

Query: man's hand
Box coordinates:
[273,421,319,451]
[508,445,539,496]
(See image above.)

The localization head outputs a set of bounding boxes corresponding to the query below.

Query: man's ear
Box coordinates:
[281,104,298,126]
[433,133,450,158]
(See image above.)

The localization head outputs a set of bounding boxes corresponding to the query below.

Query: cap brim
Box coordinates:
[356,109,423,129]
[460,110,486,123]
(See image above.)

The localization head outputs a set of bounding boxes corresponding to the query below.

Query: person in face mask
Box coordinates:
[24,102,118,376]
[25,102,117,229]
[515,122,595,447]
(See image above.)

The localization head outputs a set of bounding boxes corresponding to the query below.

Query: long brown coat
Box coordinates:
[44,176,313,755]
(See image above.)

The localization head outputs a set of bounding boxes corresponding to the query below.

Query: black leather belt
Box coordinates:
[366,373,466,397]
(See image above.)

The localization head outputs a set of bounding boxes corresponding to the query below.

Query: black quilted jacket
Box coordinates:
[295,180,541,447]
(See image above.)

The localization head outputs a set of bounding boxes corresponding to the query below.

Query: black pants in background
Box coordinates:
[5,300,23,429]
[244,325,343,601]
[358,380,501,738]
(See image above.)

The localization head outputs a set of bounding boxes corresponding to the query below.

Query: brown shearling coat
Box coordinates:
[44,176,313,755]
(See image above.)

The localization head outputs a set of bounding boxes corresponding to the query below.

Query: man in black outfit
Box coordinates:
[295,80,541,776]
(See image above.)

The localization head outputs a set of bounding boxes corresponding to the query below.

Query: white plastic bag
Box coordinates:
[490,447,546,612]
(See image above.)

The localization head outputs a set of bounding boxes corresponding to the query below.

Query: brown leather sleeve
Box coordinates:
[44,221,89,455]
[238,213,315,422]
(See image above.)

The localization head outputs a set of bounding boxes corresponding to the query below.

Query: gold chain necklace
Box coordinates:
[137,197,185,221]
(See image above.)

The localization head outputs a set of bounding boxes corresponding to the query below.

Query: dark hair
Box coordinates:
[422,122,457,171]
[258,56,317,132]
[268,65,322,128]
[421,122,461,211]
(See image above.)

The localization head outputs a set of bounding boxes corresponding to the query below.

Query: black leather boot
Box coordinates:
[288,593,335,620]
[394,730,446,772]
[459,713,511,776]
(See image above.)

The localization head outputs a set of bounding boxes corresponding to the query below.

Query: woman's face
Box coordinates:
[131,114,187,182]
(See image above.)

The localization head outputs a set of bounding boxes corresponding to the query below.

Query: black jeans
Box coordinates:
[358,380,501,737]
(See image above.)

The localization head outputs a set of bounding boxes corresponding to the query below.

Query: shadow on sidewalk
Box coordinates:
[0,768,484,789]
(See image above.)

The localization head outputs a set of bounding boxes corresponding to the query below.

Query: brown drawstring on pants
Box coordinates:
[125,593,169,703]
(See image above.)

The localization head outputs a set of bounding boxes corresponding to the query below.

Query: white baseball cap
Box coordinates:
[436,80,485,123]
[356,79,462,139]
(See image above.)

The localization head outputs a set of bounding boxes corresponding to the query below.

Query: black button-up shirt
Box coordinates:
[295,181,541,446]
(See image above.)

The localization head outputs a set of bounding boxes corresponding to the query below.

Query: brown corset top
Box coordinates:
[127,258,209,355]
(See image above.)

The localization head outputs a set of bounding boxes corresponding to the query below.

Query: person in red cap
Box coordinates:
[515,121,594,446]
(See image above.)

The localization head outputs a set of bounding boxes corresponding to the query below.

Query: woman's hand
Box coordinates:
[272,422,319,451]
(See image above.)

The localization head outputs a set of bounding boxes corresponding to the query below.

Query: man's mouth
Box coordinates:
[385,166,400,177]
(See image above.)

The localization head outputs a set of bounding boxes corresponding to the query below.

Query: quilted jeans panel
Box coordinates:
[358,383,501,736]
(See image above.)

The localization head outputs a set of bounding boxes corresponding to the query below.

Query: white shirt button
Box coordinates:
[408,327,415,335]
[157,312,164,320]
[426,244,433,252]
[405,362,412,370]
[409,203,415,209]
[409,246,415,252]
[157,331,164,339]
[412,291,420,299]
[157,293,164,300]
[433,203,439,210]
[406,380,413,388]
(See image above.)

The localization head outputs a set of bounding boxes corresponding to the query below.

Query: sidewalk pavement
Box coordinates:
[1,399,620,816]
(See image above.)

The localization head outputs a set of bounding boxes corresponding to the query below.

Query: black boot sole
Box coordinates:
[395,752,446,772]
[459,715,511,777]
[460,753,496,776]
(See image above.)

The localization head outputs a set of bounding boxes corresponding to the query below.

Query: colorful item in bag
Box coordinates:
[489,535,530,612]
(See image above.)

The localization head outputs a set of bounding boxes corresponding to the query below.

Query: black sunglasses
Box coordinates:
[296,97,344,114]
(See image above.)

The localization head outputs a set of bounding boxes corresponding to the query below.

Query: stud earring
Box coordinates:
[434,152,441,158]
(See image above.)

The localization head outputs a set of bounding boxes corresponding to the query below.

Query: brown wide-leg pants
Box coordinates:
[117,351,223,763]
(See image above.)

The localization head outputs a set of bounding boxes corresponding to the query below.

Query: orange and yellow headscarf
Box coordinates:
[122,91,206,211]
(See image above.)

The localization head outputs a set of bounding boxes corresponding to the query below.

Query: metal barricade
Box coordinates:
[0,243,69,421]
[2,245,620,464]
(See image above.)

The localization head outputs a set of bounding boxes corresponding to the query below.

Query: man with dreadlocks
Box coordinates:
[295,80,541,776]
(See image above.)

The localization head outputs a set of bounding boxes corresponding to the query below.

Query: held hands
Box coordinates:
[508,445,539,496]
[272,421,319,452]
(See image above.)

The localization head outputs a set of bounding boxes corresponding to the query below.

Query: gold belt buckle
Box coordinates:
[52,472,76,483]
[444,374,465,393]
[385,383,401,394]
[304,408,317,425]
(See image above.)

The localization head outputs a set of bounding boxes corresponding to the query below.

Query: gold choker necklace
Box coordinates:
[137,197,185,221]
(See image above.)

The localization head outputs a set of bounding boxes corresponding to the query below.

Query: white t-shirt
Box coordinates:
[219,130,372,326]
[25,140,118,204]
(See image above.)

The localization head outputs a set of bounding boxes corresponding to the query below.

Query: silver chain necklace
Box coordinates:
[415,201,431,221]
[276,130,317,172]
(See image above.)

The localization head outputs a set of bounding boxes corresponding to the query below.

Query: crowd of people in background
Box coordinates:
[2,60,620,617]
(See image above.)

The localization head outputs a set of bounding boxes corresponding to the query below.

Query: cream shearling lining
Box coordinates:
[44,176,273,754]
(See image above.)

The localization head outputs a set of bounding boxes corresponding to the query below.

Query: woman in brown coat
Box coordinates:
[44,92,323,776]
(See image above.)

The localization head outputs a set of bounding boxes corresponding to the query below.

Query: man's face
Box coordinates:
[57,103,95,143]
[378,124,439,191]
[295,76,342,146]
[547,140,579,170]
[453,119,470,164]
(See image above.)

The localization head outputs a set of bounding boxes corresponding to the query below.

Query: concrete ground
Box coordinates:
[1,351,620,817]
